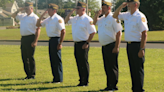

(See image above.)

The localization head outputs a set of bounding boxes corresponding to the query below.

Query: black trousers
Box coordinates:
[74,41,89,84]
[49,37,63,82]
[102,42,118,90]
[21,34,35,77]
[127,42,145,92]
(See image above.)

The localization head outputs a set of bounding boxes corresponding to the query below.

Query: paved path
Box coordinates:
[0,27,6,30]
[0,41,163,49]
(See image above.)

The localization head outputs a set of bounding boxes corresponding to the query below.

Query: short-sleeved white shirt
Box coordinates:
[16,12,39,36]
[41,13,65,37]
[68,13,96,42]
[97,13,123,46]
[118,9,149,41]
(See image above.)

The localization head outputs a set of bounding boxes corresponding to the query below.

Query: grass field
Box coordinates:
[0,45,164,92]
[0,25,164,41]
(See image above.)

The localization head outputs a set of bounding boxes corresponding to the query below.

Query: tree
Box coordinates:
[140,0,164,30]
[15,0,25,7]
[77,0,100,11]
[38,0,64,9]
[0,0,14,8]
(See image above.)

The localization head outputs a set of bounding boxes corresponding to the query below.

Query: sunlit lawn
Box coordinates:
[0,45,164,92]
[0,25,164,41]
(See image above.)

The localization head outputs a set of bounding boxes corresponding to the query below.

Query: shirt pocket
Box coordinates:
[26,18,35,26]
[131,22,138,32]
[78,22,86,30]
[104,21,112,29]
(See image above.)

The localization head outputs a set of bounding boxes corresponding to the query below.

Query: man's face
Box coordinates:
[102,5,109,14]
[127,2,135,10]
[75,6,83,14]
[48,8,55,16]
[24,6,32,13]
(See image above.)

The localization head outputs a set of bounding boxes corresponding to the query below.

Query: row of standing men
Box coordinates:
[11,0,148,92]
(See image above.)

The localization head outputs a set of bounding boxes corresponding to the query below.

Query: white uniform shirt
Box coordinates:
[41,13,65,37]
[97,13,123,46]
[68,13,96,42]
[16,12,39,36]
[118,9,149,41]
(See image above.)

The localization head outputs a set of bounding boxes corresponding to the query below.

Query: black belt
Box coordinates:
[22,34,35,37]
[102,41,115,46]
[74,41,86,44]
[49,37,60,39]
[127,41,140,44]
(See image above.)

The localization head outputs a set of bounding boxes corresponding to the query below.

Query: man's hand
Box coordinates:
[82,43,88,49]
[121,2,128,8]
[112,47,119,53]
[71,8,76,14]
[57,44,62,50]
[31,41,37,48]
[19,8,25,11]
[42,9,48,16]
[138,50,145,58]
[96,10,102,16]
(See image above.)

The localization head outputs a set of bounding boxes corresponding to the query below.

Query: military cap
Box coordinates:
[102,1,112,6]
[48,3,58,10]
[25,2,33,7]
[126,0,139,2]
[77,1,87,8]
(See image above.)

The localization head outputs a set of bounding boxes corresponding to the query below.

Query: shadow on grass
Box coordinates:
[78,90,102,92]
[0,81,51,87]
[1,85,77,91]
[0,78,25,81]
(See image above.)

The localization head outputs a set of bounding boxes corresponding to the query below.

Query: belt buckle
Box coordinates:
[128,42,131,44]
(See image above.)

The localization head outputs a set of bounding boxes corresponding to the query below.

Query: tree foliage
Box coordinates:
[38,0,63,9]
[0,0,14,8]
[37,0,100,18]
[140,0,164,30]
[15,0,24,7]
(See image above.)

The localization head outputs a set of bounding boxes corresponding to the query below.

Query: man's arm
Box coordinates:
[82,32,96,49]
[57,29,66,50]
[138,30,147,58]
[36,10,48,27]
[113,2,127,19]
[93,10,102,25]
[11,8,24,18]
[65,9,75,23]
[31,27,41,47]
[112,31,122,53]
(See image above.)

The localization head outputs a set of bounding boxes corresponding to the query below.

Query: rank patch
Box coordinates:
[58,19,62,23]
[141,17,145,22]
[90,21,93,25]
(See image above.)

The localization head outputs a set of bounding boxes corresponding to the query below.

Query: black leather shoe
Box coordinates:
[100,87,114,91]
[77,83,88,86]
[29,76,35,79]
[24,77,29,79]
[51,81,62,84]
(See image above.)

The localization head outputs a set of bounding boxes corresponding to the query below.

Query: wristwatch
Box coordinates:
[140,48,145,51]
[59,42,62,45]
[86,42,89,44]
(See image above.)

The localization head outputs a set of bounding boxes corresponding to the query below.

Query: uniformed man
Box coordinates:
[65,1,96,86]
[113,0,149,92]
[36,3,65,83]
[93,1,122,91]
[11,2,40,79]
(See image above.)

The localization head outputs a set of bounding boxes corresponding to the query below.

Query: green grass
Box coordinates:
[0,25,164,41]
[0,45,164,92]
